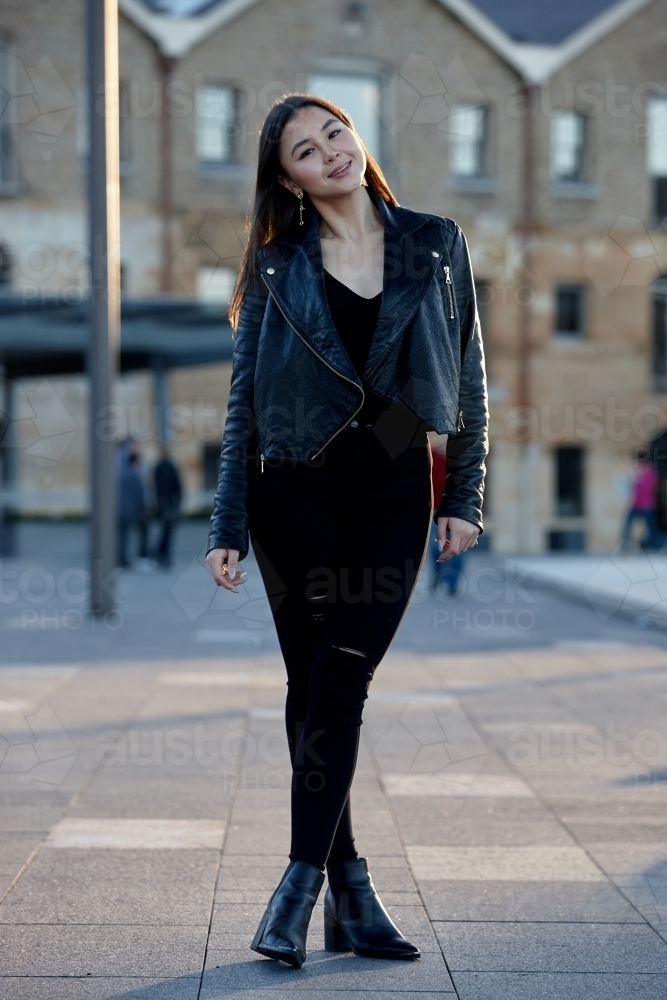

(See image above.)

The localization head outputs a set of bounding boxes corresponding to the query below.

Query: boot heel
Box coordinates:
[250,908,269,951]
[324,906,352,952]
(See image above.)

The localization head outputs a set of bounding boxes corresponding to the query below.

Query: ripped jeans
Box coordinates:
[249,414,433,870]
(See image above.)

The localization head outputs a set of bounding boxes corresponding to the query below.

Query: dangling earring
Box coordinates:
[298,192,304,226]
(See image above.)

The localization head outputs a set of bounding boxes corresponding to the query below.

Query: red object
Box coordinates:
[632,464,658,511]
[431,448,446,512]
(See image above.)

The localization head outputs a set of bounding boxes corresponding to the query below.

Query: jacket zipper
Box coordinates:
[443,265,455,320]
[457,409,465,432]
[260,273,365,466]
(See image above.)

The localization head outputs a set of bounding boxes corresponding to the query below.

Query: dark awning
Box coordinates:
[0,294,235,378]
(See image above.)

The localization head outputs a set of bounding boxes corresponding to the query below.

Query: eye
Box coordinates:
[298,147,314,159]
[328,128,342,139]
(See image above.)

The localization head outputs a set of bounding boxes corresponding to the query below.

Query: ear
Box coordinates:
[277,175,301,198]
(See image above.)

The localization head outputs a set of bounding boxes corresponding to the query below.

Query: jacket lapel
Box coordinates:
[264,213,360,385]
[266,186,442,386]
[362,191,443,379]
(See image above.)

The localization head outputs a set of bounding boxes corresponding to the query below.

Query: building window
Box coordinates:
[555,284,585,336]
[550,110,586,182]
[555,446,584,518]
[653,275,667,391]
[646,97,667,225]
[548,529,586,551]
[448,104,488,178]
[196,84,240,163]
[197,264,236,305]
[0,35,16,189]
[306,73,382,164]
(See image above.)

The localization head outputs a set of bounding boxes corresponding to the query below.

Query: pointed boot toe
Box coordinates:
[251,860,325,968]
[324,857,421,961]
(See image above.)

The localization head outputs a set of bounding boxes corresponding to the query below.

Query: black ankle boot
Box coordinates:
[324,857,421,960]
[251,860,325,968]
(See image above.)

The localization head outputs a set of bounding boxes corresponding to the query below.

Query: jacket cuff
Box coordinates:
[206,532,249,561]
[433,501,483,534]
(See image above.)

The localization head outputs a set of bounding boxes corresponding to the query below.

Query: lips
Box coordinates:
[329,159,352,178]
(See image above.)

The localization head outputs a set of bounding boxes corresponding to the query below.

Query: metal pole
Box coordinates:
[87,0,120,615]
[159,54,176,293]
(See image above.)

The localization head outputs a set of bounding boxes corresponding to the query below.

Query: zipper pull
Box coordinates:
[457,409,465,432]
[260,453,265,473]
[443,265,455,320]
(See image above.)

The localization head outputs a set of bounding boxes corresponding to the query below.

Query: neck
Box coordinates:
[311,185,383,242]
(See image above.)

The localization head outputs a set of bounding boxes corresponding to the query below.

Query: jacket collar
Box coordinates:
[262,186,445,385]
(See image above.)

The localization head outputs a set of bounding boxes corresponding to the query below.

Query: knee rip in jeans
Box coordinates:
[331,644,370,660]
[308,590,328,623]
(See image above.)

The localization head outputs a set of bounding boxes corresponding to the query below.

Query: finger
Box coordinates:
[226,553,240,580]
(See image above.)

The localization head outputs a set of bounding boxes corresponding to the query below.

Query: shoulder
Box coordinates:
[395,202,460,235]
[394,203,466,252]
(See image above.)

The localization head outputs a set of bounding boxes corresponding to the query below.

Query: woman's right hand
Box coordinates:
[206,548,247,591]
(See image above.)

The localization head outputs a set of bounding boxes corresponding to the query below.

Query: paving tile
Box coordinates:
[0,806,62,832]
[450,972,667,999]
[45,818,226,850]
[0,832,43,873]
[434,922,667,973]
[201,993,454,1000]
[0,848,219,924]
[421,879,643,923]
[0,925,207,977]
[0,976,200,999]
[406,845,605,881]
[203,948,453,991]
[384,773,533,797]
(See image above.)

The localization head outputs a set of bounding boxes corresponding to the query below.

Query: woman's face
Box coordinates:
[277,104,366,201]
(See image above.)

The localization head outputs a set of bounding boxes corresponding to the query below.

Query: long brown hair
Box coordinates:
[228,93,398,330]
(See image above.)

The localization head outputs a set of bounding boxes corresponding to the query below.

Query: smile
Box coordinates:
[329,159,352,178]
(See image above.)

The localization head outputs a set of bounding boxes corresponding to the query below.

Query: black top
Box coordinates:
[323,269,382,378]
[322,268,430,452]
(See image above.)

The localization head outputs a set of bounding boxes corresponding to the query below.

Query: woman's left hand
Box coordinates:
[436,516,479,561]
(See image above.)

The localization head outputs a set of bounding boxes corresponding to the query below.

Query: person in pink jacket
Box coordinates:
[623,449,662,551]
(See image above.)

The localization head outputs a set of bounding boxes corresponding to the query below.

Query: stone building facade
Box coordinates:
[1,0,666,550]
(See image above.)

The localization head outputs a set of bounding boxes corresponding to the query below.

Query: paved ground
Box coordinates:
[515,551,667,626]
[1,523,666,998]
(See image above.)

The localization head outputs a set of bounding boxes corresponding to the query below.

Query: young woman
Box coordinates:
[206,94,488,968]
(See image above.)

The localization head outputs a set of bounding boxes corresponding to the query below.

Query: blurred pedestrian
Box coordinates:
[117,437,150,562]
[152,447,182,568]
[622,447,661,551]
[118,451,146,568]
[430,445,465,594]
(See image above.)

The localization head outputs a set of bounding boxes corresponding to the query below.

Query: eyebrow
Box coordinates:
[290,117,340,157]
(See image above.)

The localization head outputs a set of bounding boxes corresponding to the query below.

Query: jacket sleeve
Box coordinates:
[207,265,269,560]
[435,224,489,531]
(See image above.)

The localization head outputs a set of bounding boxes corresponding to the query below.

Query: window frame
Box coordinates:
[653,275,667,392]
[554,282,586,338]
[447,102,490,180]
[195,82,241,166]
[550,109,588,184]
[554,446,585,520]
[0,32,18,195]
[646,95,667,226]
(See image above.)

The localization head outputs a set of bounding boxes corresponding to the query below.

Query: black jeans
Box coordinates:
[249,413,433,870]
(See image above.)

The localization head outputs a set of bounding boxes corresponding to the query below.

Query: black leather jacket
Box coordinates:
[208,186,488,560]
